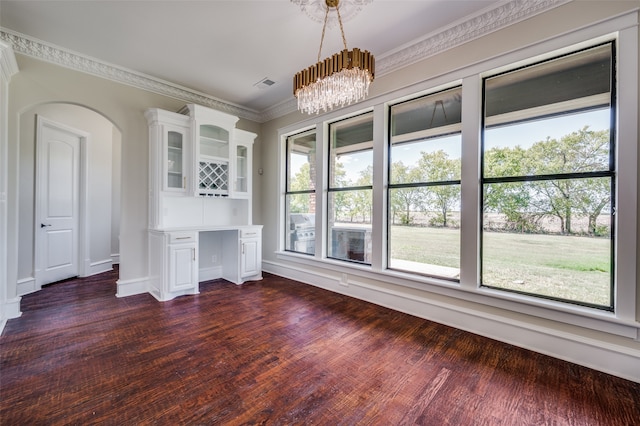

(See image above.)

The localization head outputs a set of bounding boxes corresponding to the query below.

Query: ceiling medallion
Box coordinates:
[290,0,373,28]
[292,0,375,115]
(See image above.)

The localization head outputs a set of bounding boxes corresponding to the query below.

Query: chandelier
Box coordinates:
[292,0,375,115]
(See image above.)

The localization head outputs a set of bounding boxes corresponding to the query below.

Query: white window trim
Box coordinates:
[277,11,639,338]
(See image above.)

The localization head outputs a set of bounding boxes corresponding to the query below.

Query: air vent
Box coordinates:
[254,77,276,90]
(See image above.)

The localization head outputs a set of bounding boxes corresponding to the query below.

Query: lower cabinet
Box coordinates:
[219,227,262,285]
[240,229,261,279]
[149,226,262,300]
[169,242,198,292]
[149,230,199,301]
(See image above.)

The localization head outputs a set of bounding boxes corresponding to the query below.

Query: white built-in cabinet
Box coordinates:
[148,230,199,301]
[240,228,261,278]
[145,104,261,301]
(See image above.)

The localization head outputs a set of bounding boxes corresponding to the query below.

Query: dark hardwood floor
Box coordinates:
[1,268,639,425]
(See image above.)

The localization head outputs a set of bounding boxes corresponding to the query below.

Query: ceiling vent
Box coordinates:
[254,77,276,90]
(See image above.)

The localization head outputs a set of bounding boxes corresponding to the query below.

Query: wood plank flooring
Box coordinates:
[1,268,639,425]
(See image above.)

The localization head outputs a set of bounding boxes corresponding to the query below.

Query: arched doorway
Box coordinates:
[16,102,122,295]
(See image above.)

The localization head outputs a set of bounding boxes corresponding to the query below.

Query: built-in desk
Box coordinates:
[148,225,262,301]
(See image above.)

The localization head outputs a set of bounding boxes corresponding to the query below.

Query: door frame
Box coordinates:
[34,115,90,289]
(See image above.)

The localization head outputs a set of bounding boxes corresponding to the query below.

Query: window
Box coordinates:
[285,130,317,255]
[388,87,462,279]
[327,112,373,264]
[279,17,636,328]
[481,43,615,309]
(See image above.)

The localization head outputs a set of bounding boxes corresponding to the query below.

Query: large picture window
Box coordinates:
[327,113,373,264]
[285,130,317,255]
[481,43,615,309]
[388,87,462,279]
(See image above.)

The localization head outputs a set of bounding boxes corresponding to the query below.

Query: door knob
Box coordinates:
[40,223,51,228]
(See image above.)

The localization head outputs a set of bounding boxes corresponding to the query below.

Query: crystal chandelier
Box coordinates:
[292,0,375,115]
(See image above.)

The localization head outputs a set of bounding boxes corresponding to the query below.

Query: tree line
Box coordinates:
[289,127,611,236]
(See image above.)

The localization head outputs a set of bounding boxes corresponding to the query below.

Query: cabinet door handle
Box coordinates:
[245,232,256,236]
[183,176,186,189]
[242,243,244,254]
[175,236,191,240]
[192,248,196,261]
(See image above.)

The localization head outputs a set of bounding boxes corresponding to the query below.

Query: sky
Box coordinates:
[290,109,611,184]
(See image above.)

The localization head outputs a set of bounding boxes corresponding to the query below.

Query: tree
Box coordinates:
[289,162,312,213]
[329,161,351,222]
[526,127,610,234]
[351,165,373,223]
[483,145,539,231]
[416,150,460,227]
[390,161,424,225]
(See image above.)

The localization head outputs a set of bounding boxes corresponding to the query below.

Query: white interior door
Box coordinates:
[36,117,83,286]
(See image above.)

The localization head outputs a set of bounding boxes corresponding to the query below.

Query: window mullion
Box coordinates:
[459,75,482,290]
[315,123,326,260]
[371,104,387,272]
[613,25,637,320]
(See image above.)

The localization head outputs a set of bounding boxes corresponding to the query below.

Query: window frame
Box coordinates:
[326,111,374,265]
[276,12,637,337]
[284,128,317,256]
[479,42,617,311]
[387,86,463,280]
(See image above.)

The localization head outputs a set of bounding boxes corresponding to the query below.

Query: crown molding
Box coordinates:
[375,0,572,76]
[1,0,569,123]
[0,28,263,123]
[0,40,19,82]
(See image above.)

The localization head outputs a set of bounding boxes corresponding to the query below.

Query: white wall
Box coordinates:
[0,41,20,331]
[111,126,122,264]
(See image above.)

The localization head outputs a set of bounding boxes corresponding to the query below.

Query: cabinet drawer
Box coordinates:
[169,232,197,243]
[240,228,261,238]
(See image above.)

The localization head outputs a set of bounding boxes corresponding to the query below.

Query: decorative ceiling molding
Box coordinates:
[375,0,572,76]
[1,0,570,123]
[290,0,373,28]
[0,40,19,82]
[0,29,263,123]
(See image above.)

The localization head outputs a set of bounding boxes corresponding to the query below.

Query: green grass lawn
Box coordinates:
[389,225,611,307]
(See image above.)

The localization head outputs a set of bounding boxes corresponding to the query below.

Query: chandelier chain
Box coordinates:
[317,0,349,63]
[317,4,330,63]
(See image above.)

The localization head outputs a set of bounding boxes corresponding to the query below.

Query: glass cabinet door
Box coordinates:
[167,130,184,190]
[236,145,248,193]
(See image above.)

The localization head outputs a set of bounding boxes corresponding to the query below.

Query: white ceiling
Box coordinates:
[1,0,504,114]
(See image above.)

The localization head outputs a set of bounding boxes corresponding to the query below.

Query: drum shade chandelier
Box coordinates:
[292,0,375,115]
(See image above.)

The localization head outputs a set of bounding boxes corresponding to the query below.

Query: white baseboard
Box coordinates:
[87,259,113,277]
[263,260,640,384]
[0,297,22,335]
[111,253,120,265]
[116,276,148,298]
[199,266,223,283]
[16,277,36,296]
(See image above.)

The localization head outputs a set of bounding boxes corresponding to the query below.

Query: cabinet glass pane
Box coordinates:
[236,145,247,192]
[167,131,183,189]
[200,125,229,158]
